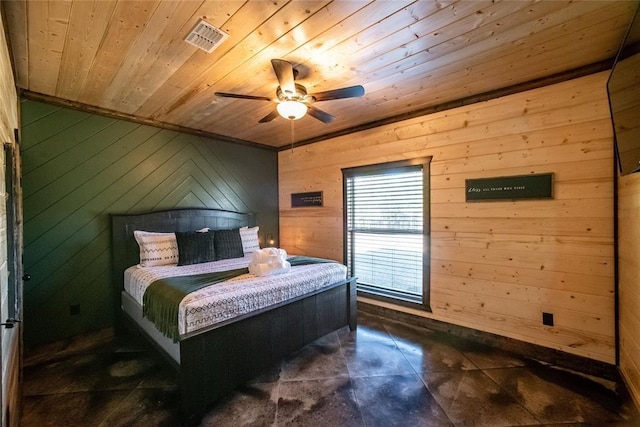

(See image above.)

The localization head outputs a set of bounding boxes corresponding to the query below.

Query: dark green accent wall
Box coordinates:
[20,99,279,346]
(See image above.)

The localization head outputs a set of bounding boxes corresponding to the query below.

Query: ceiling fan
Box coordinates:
[215,59,365,123]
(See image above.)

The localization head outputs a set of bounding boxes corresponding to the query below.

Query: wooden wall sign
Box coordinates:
[465,173,553,202]
[291,191,323,207]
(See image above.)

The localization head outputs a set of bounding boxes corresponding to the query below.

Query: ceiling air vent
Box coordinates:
[184,19,229,53]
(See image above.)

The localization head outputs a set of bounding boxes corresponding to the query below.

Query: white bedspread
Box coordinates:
[124,255,347,337]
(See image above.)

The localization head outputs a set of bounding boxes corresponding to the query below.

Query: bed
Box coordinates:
[111,208,357,422]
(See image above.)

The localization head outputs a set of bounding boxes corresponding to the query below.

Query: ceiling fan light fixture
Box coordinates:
[215,59,363,124]
[277,100,308,120]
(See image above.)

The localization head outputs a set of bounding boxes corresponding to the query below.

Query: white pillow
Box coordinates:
[239,226,260,254]
[133,230,179,267]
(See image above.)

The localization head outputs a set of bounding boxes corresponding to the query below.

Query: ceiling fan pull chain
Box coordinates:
[290,119,295,153]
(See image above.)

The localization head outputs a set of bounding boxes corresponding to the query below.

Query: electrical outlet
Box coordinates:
[70,304,81,316]
[542,312,554,326]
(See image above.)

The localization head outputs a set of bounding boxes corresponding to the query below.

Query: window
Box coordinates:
[343,157,431,309]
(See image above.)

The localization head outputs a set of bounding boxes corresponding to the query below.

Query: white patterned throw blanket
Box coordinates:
[124,255,347,338]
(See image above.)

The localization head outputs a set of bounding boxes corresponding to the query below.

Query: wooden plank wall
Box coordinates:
[618,172,640,407]
[20,100,279,346]
[279,72,615,363]
[0,9,21,426]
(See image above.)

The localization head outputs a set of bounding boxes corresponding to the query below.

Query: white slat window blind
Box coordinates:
[344,158,430,306]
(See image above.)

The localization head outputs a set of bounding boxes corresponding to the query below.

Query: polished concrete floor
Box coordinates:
[21,312,639,426]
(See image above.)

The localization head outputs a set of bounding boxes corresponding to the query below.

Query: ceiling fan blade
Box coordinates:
[307,105,335,123]
[215,92,272,101]
[309,85,365,102]
[271,59,296,97]
[258,109,280,123]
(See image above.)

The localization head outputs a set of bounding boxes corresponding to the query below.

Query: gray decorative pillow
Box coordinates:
[214,229,244,260]
[175,230,216,266]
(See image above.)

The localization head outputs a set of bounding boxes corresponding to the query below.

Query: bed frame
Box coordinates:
[110,208,357,422]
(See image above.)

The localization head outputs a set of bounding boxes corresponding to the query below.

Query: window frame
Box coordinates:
[342,157,432,311]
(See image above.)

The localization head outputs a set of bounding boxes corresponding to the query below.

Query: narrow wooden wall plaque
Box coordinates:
[291,191,323,207]
[465,173,553,202]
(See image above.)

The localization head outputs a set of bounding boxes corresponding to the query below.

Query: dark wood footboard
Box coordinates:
[179,276,357,421]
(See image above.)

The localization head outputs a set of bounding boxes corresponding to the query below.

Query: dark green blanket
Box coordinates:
[143,267,249,342]
[287,256,335,266]
[143,256,336,341]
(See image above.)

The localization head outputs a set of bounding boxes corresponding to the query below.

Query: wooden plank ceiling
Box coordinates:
[2,0,637,149]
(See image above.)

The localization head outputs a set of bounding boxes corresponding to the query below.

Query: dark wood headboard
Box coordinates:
[110,208,254,326]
